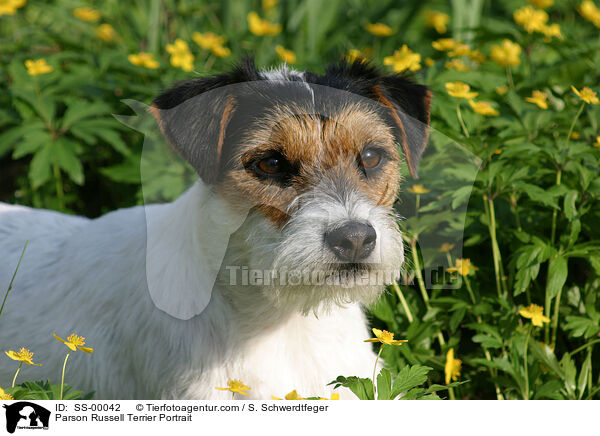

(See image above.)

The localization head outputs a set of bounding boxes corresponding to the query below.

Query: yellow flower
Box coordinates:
[529,0,553,7]
[469,49,486,63]
[525,90,549,109]
[445,81,478,99]
[192,32,226,50]
[572,85,600,104]
[490,39,521,67]
[0,387,13,400]
[496,85,508,95]
[514,6,548,33]
[570,131,581,139]
[0,0,25,16]
[445,59,469,71]
[285,390,303,400]
[578,1,600,28]
[365,22,394,37]
[73,7,101,22]
[262,0,278,10]
[493,149,503,155]
[53,334,94,353]
[593,136,600,147]
[275,45,296,64]
[446,258,478,276]
[24,59,53,76]
[96,23,116,42]
[519,304,551,327]
[5,348,41,366]
[128,52,159,69]
[346,49,365,63]
[216,379,251,396]
[383,45,421,72]
[364,328,407,346]
[166,39,194,72]
[425,11,450,34]
[407,184,431,194]
[439,243,455,253]
[469,100,499,116]
[540,23,562,40]
[211,45,231,58]
[425,57,435,67]
[318,393,340,400]
[444,348,462,384]
[247,11,282,36]
[432,38,457,51]
[448,43,471,57]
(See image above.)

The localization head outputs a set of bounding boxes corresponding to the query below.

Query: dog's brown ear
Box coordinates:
[373,76,431,178]
[151,59,259,183]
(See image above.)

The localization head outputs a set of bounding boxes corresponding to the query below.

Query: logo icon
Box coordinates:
[3,402,50,433]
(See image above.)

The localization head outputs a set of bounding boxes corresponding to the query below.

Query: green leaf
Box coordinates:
[60,100,110,130]
[560,353,577,398]
[563,190,579,221]
[376,368,393,400]
[391,364,432,398]
[328,376,374,400]
[530,341,563,378]
[51,138,85,185]
[28,143,53,188]
[546,255,568,300]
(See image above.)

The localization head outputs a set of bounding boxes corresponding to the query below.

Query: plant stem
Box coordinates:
[550,169,562,246]
[232,392,235,400]
[506,66,514,89]
[392,281,413,323]
[456,103,470,138]
[53,164,65,211]
[11,362,22,388]
[484,195,507,297]
[372,345,384,399]
[0,241,28,323]
[60,350,71,400]
[569,339,600,357]
[523,326,531,400]
[550,284,563,351]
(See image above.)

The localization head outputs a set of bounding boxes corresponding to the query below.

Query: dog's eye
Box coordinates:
[358,147,383,171]
[257,156,283,174]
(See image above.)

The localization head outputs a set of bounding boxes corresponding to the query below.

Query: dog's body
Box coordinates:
[0,60,431,399]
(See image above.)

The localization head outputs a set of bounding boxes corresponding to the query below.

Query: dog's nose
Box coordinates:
[326,222,377,262]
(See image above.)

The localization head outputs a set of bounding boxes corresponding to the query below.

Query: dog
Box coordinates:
[0,59,431,399]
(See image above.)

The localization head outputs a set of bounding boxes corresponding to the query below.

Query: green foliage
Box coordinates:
[1,0,599,400]
[6,380,94,400]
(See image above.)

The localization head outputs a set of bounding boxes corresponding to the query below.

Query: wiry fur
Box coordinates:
[0,60,430,399]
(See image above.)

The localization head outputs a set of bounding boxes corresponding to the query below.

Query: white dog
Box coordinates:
[0,59,431,399]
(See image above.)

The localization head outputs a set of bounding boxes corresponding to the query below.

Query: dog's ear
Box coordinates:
[151,59,259,184]
[312,60,432,178]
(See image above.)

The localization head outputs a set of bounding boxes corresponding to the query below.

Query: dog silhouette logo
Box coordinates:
[3,402,50,433]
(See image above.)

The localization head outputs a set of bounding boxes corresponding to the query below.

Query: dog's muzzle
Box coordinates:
[325,221,377,262]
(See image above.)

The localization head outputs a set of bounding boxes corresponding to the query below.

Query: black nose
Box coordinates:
[325,222,377,262]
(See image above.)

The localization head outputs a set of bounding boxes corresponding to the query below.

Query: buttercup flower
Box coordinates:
[383,45,421,72]
[496,85,508,95]
[346,49,365,63]
[432,38,457,51]
[445,348,462,384]
[570,132,581,139]
[192,32,226,50]
[319,393,340,400]
[572,86,599,104]
[445,81,478,99]
[96,23,116,42]
[445,59,469,71]
[514,6,548,33]
[593,136,600,147]
[447,258,478,276]
[469,100,499,116]
[216,379,251,396]
[439,243,455,253]
[166,39,194,72]
[448,43,471,57]
[490,39,521,67]
[128,52,159,69]
[25,59,53,76]
[0,0,25,16]
[247,11,281,36]
[365,22,394,36]
[407,184,431,194]
[0,388,13,400]
[73,7,100,22]
[54,334,94,353]
[525,90,549,109]
[425,57,435,66]
[469,49,486,63]
[493,149,503,155]
[519,304,550,327]
[275,45,296,64]
[425,11,450,33]
[364,328,407,346]
[529,0,553,7]
[540,23,562,40]
[211,45,231,58]
[578,1,600,28]
[5,348,41,366]
[262,0,278,10]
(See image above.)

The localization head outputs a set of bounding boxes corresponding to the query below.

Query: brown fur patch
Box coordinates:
[217,103,401,227]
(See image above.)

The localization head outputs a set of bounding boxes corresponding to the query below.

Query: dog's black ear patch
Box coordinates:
[308,59,432,178]
[152,58,260,183]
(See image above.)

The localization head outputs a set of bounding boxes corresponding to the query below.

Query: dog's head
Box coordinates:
[152,58,431,312]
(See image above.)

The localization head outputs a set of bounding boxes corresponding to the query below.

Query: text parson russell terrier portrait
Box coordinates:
[0,58,431,399]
